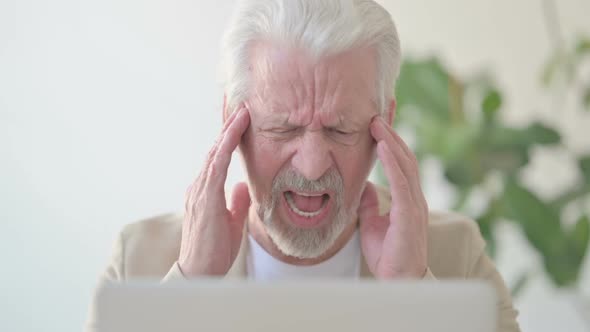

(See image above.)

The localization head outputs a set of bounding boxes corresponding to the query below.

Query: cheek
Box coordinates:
[240,130,292,198]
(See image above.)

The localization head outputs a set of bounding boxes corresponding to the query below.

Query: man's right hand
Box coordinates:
[178,107,251,277]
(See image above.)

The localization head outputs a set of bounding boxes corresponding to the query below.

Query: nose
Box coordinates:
[291,130,333,181]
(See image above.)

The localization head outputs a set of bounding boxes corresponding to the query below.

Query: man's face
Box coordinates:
[239,42,379,259]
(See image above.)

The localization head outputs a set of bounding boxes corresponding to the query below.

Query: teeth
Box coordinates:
[295,191,324,197]
[285,192,327,218]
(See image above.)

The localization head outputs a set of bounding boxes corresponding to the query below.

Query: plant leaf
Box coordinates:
[486,123,560,151]
[575,38,590,56]
[580,155,590,184]
[502,180,563,254]
[583,87,590,111]
[503,181,580,287]
[480,146,529,174]
[541,216,588,287]
[570,215,590,261]
[524,123,561,145]
[439,124,478,162]
[544,255,579,286]
[482,89,502,122]
[396,58,450,121]
[444,163,477,187]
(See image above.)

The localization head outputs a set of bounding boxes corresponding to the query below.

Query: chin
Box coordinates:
[249,165,365,259]
[258,201,354,259]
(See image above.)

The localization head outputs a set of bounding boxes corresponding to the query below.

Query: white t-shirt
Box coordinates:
[246,231,361,281]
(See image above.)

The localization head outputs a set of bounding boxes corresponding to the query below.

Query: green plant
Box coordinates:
[376,46,590,292]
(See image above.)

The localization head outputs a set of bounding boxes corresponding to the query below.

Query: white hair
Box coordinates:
[221,0,401,115]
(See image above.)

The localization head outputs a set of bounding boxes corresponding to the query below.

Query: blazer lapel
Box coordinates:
[360,250,373,278]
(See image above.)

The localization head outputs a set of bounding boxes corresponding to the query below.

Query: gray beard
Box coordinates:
[255,168,359,259]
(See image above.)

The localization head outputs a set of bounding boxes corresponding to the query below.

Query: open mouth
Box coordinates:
[284,191,330,218]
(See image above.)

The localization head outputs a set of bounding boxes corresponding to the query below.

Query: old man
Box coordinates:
[87,1,521,331]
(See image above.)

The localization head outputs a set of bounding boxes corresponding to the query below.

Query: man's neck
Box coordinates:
[247,205,358,266]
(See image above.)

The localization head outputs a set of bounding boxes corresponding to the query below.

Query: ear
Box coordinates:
[385,98,397,126]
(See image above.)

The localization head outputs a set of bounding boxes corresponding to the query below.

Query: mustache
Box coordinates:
[271,168,344,195]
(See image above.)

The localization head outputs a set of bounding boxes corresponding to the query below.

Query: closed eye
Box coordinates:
[325,127,361,146]
[258,126,302,141]
[268,127,300,134]
[327,128,353,135]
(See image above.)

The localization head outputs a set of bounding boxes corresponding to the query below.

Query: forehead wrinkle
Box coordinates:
[252,44,301,116]
[321,77,346,124]
[257,108,289,125]
[287,62,300,113]
[313,65,323,115]
[322,62,337,116]
[274,59,316,126]
[251,43,378,129]
[299,63,317,125]
[308,62,332,128]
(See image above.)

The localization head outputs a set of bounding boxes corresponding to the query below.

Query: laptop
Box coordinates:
[93,280,497,332]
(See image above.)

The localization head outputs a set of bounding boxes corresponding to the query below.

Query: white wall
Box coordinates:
[1,1,589,331]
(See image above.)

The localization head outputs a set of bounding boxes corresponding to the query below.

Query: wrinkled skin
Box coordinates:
[179,42,428,279]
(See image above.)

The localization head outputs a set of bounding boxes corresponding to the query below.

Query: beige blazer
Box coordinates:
[86,185,521,332]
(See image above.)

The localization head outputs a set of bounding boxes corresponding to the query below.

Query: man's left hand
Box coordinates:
[358,116,429,279]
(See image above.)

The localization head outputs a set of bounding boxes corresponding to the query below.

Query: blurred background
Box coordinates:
[1,0,589,331]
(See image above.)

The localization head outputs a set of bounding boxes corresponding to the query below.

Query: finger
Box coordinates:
[184,179,207,223]
[376,140,414,209]
[230,181,250,218]
[222,105,245,134]
[387,128,428,209]
[229,182,251,259]
[358,182,383,222]
[381,125,428,209]
[370,117,421,200]
[370,117,417,179]
[380,116,416,165]
[184,182,195,215]
[201,106,246,175]
[202,143,219,179]
[208,108,251,189]
[358,182,389,244]
[358,182,389,270]
[229,182,250,226]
